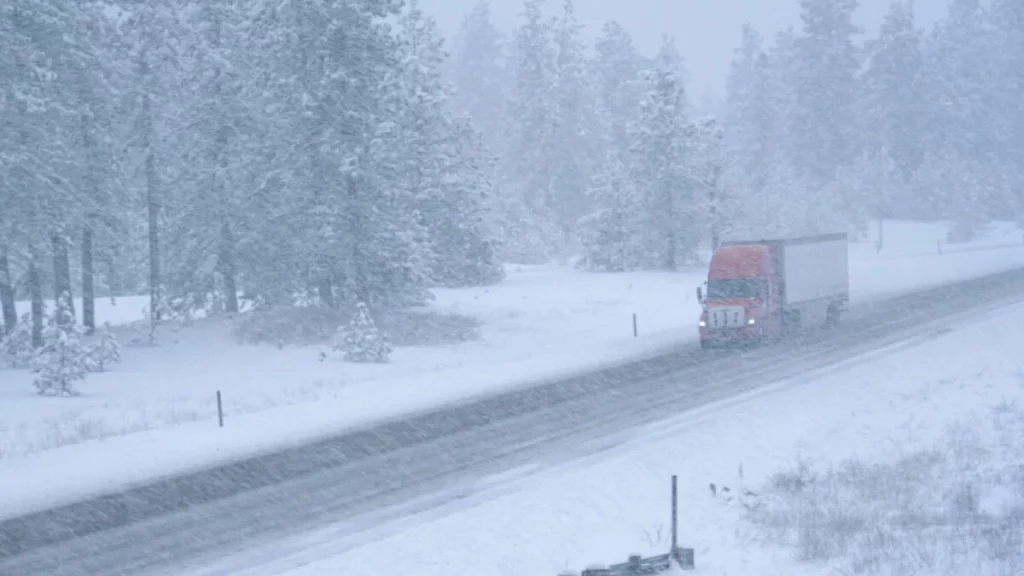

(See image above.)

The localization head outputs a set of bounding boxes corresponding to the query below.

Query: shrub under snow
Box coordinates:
[743,406,1024,576]
[88,324,122,372]
[331,302,392,363]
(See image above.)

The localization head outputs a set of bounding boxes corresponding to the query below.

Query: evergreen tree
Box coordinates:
[989,0,1024,224]
[921,0,1001,236]
[0,314,33,369]
[392,0,502,288]
[861,0,924,184]
[332,302,391,363]
[591,21,646,163]
[498,0,563,263]
[575,151,642,271]
[431,117,506,286]
[686,117,725,250]
[31,292,89,396]
[792,0,862,187]
[449,1,508,152]
[87,322,121,372]
[548,0,600,236]
[628,36,696,270]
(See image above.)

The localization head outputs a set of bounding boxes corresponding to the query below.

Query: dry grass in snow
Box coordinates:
[745,400,1024,575]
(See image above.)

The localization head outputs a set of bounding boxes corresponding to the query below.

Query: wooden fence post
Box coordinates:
[216,390,224,427]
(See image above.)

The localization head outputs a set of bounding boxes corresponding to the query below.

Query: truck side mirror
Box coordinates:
[696,286,703,302]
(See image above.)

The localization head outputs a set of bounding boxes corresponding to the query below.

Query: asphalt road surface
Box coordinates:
[3,267,1024,576]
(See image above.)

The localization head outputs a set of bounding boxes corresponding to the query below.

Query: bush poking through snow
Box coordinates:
[31,293,90,396]
[744,408,1024,576]
[0,314,34,369]
[88,324,122,372]
[332,302,392,363]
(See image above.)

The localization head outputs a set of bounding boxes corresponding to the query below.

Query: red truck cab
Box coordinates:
[697,244,781,348]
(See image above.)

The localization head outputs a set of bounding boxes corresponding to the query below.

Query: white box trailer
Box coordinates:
[779,234,850,307]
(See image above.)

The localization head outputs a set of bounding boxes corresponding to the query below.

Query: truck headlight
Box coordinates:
[699,320,706,327]
[747,317,756,325]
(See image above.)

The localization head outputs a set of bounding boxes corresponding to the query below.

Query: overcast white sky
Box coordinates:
[419,0,949,100]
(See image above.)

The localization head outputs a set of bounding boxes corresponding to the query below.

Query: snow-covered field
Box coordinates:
[1,220,1024,520]
[210,279,1024,576]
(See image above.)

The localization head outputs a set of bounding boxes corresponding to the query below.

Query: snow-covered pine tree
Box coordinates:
[920,0,1000,235]
[31,292,89,396]
[793,0,862,181]
[433,117,506,287]
[449,1,508,153]
[163,0,254,316]
[223,0,318,308]
[575,151,642,271]
[547,0,600,238]
[628,35,697,270]
[88,323,121,372]
[121,0,188,340]
[332,302,391,363]
[591,21,646,162]
[861,0,924,187]
[686,117,725,251]
[391,1,502,289]
[989,0,1024,225]
[723,25,777,234]
[0,0,80,349]
[497,0,564,263]
[790,0,862,228]
[0,314,34,369]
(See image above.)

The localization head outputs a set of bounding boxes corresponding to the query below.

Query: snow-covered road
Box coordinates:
[3,266,1024,576]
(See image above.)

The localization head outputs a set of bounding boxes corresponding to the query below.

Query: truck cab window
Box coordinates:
[706,278,764,299]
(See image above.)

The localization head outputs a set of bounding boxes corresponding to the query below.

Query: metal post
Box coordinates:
[632,313,638,337]
[217,390,224,427]
[671,474,678,552]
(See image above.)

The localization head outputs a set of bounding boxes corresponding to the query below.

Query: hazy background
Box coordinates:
[419,0,950,100]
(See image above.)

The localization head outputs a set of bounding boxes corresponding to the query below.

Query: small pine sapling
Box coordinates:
[332,302,392,363]
[88,323,122,372]
[31,292,89,396]
[0,314,34,369]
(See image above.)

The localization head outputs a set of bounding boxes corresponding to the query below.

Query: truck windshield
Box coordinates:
[706,278,764,299]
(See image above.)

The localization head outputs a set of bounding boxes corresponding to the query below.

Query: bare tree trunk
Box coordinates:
[219,222,239,313]
[210,9,239,314]
[51,234,74,320]
[0,246,15,335]
[79,86,98,334]
[141,66,161,336]
[28,249,43,348]
[82,223,95,333]
[318,277,334,309]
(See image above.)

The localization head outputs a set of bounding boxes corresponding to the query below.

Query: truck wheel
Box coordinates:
[700,340,711,350]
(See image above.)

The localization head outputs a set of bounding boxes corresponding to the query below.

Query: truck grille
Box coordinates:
[708,306,745,328]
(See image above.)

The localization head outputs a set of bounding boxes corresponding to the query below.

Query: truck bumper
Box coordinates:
[699,324,763,347]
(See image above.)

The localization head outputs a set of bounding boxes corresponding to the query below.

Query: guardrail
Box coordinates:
[562,547,694,575]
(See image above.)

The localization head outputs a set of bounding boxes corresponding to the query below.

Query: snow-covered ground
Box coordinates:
[204,280,1024,576]
[1,219,1024,520]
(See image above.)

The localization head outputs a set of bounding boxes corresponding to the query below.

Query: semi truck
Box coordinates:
[696,233,849,349]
